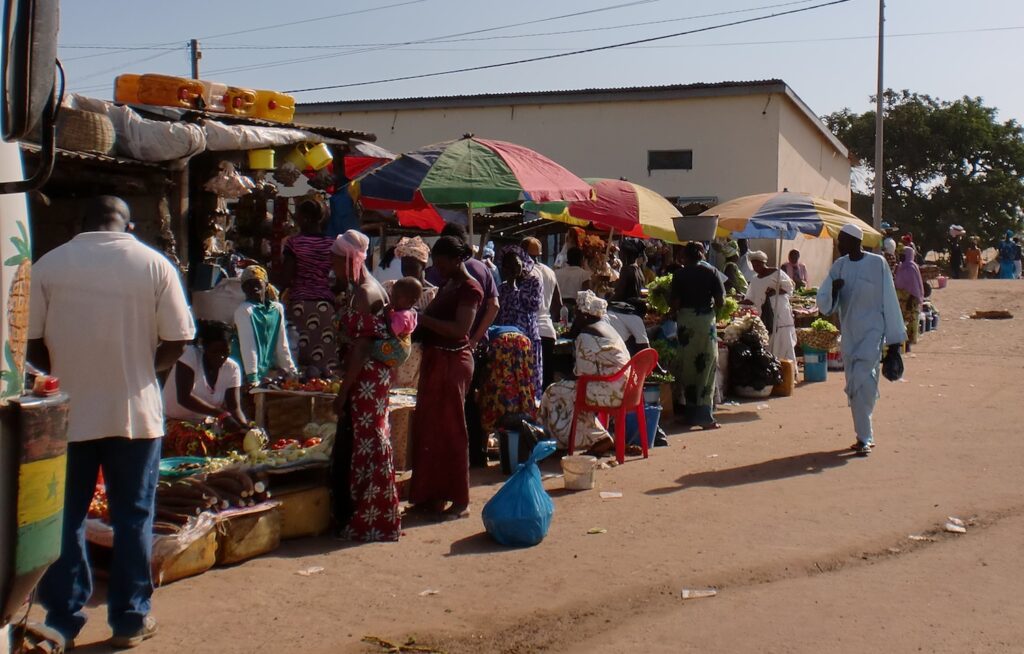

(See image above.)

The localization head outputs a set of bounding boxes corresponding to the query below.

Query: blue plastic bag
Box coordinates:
[482,440,557,547]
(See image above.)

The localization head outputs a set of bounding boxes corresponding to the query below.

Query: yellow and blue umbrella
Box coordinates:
[703,191,881,247]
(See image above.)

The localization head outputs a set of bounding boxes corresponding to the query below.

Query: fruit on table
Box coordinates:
[303,437,322,448]
[243,428,268,454]
[270,438,300,450]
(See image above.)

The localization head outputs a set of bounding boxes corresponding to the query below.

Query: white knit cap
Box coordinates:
[840,223,864,240]
[748,250,769,263]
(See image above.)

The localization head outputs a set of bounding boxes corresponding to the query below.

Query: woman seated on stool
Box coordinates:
[163,321,248,456]
[539,291,631,457]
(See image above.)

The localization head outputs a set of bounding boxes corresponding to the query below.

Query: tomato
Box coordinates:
[303,437,322,448]
[270,438,300,450]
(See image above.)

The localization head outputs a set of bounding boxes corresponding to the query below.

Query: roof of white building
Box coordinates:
[296,79,846,156]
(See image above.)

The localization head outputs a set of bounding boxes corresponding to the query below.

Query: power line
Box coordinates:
[286,0,854,94]
[198,0,673,77]
[70,49,182,87]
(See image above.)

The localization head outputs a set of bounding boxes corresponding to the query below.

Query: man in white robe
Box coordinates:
[817,224,907,456]
[743,251,797,364]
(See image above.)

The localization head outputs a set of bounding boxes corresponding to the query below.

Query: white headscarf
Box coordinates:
[577,290,607,318]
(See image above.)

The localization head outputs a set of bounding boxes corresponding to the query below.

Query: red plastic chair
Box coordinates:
[568,348,660,464]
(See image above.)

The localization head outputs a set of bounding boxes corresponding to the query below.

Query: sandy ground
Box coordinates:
[53,280,1024,654]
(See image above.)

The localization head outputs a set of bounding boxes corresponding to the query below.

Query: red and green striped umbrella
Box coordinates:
[350,135,592,212]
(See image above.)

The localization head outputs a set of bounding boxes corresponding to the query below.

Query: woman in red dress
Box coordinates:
[409,236,484,520]
[331,230,401,542]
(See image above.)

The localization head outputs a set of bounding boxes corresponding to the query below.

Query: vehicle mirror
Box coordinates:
[2,0,58,141]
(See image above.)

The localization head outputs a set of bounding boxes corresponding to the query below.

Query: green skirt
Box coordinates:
[676,308,718,425]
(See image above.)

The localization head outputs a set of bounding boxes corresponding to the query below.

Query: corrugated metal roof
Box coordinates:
[20,144,165,169]
[296,79,786,110]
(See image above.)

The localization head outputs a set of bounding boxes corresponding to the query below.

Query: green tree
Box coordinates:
[825,90,1024,251]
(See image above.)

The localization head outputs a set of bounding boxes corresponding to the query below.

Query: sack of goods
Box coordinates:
[796,319,840,352]
[482,440,557,547]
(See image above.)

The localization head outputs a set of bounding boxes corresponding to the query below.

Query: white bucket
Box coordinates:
[561,455,598,490]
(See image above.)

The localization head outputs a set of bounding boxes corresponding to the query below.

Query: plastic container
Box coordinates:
[200,81,228,113]
[772,359,795,396]
[826,350,844,371]
[304,143,333,170]
[224,87,257,115]
[936,276,948,289]
[625,404,662,447]
[137,74,204,109]
[253,89,296,122]
[561,455,597,490]
[642,384,661,405]
[248,148,276,170]
[803,347,828,383]
[285,146,309,170]
[113,74,141,104]
[499,429,538,476]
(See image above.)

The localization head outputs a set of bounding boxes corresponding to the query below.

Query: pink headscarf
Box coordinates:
[331,229,369,283]
[894,247,925,301]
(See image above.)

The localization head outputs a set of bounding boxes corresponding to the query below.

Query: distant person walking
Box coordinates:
[947,225,965,279]
[29,196,195,648]
[894,247,925,350]
[817,224,906,457]
[964,238,983,280]
[997,231,1018,279]
[780,249,808,291]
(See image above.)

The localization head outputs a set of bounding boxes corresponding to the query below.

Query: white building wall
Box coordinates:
[777,101,853,208]
[302,93,793,203]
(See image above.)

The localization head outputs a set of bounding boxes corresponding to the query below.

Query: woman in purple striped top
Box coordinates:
[282,199,338,376]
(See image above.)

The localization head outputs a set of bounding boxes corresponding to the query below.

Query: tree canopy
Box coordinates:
[825,90,1024,251]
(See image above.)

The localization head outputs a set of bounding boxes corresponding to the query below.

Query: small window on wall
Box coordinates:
[648,149,692,174]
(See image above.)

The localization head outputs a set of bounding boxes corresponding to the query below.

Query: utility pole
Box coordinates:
[189,39,201,79]
[871,0,885,231]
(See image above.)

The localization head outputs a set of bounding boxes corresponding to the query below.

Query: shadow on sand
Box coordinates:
[645,449,855,496]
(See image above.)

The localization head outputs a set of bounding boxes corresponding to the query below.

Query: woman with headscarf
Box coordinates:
[282,199,338,377]
[386,236,438,389]
[894,246,925,350]
[669,243,725,429]
[882,237,899,275]
[330,229,401,542]
[232,265,297,385]
[965,237,984,279]
[409,236,484,520]
[539,291,631,456]
[495,245,544,398]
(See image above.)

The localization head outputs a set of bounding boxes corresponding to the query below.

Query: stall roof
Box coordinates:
[20,143,165,170]
[132,105,375,142]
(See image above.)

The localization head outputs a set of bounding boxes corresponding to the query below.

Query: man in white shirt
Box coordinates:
[522,237,561,388]
[554,247,591,304]
[28,196,195,649]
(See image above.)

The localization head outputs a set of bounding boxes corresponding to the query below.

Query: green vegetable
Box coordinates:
[646,275,674,316]
[717,296,739,323]
[647,371,675,384]
[810,318,839,333]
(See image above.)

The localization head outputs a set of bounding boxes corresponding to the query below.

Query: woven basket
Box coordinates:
[56,108,115,154]
[796,328,840,352]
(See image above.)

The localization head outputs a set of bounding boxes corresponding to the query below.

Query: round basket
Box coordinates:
[797,328,840,353]
[56,107,115,154]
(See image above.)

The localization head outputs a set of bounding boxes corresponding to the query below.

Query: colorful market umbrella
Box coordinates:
[703,191,881,247]
[526,177,683,243]
[351,135,593,212]
[343,140,397,179]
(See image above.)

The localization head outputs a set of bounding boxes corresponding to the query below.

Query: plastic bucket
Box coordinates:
[937,276,948,289]
[303,142,333,170]
[561,455,597,490]
[248,148,275,170]
[642,384,661,405]
[625,405,662,447]
[285,146,309,169]
[803,347,828,383]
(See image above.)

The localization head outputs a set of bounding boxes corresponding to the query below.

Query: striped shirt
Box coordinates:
[284,234,335,301]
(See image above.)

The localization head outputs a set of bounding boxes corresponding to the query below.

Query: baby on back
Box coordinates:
[372,276,423,368]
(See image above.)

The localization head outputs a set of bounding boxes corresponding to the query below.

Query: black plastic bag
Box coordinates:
[882,348,905,382]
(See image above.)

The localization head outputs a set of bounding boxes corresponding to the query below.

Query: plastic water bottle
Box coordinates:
[559,305,569,329]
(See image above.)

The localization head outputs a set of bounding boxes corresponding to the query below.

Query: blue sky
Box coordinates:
[59,0,1024,124]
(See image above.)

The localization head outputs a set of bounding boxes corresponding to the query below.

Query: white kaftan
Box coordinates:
[744,270,797,364]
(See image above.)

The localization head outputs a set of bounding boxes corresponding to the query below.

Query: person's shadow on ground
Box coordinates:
[645,449,853,496]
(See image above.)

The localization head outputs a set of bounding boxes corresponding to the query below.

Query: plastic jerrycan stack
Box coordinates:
[200,81,228,113]
[137,74,205,110]
[113,74,141,104]
[253,90,296,123]
[224,87,257,116]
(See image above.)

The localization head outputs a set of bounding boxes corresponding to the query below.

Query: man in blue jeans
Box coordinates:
[28,196,195,649]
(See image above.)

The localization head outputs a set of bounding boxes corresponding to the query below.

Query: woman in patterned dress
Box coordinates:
[282,200,338,376]
[330,230,401,542]
[495,245,543,399]
[894,246,925,349]
[409,236,483,520]
[539,291,630,456]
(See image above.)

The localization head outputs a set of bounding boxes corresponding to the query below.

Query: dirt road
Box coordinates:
[65,280,1024,653]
